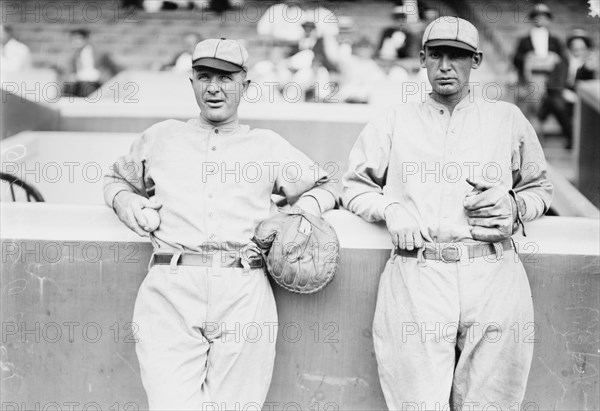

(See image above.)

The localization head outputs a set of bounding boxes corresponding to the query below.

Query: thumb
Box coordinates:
[144,198,163,210]
[466,177,495,192]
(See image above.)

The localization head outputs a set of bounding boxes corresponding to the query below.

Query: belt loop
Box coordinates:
[458,242,469,266]
[417,247,427,267]
[147,253,156,272]
[492,242,504,261]
[170,251,182,274]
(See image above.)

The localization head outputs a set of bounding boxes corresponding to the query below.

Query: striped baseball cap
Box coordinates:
[192,38,249,72]
[422,17,479,53]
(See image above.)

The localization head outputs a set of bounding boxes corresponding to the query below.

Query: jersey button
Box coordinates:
[209,234,216,240]
[439,109,444,114]
[214,129,219,134]
[211,146,217,151]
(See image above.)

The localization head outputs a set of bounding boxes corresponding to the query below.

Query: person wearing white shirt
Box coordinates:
[0,26,32,73]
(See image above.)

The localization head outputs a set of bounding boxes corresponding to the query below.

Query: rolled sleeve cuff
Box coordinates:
[103,183,132,209]
[301,187,338,213]
[516,191,546,221]
[347,192,400,222]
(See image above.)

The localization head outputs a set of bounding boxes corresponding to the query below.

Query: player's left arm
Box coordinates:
[273,139,338,217]
[510,108,554,224]
[463,107,553,241]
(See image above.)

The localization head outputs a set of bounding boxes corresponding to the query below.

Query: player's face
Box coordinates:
[191,67,249,124]
[420,46,481,101]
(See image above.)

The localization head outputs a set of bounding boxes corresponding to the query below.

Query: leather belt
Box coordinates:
[150,253,264,269]
[396,239,514,263]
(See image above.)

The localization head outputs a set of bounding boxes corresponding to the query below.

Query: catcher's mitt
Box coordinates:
[252,207,339,294]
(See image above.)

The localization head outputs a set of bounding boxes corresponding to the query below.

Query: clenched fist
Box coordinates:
[113,191,163,237]
[384,203,423,251]
[463,178,517,242]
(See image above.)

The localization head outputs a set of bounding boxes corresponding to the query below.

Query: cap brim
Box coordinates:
[192,57,245,72]
[425,40,477,52]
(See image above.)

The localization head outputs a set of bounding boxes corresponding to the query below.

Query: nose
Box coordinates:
[440,55,451,71]
[206,81,219,94]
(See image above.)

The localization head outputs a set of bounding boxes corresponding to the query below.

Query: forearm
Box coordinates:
[296,186,338,215]
[514,188,552,221]
[344,191,399,222]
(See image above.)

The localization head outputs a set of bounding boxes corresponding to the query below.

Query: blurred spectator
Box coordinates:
[0,25,32,73]
[257,1,305,44]
[338,37,386,103]
[377,6,415,60]
[541,29,598,148]
[159,32,201,73]
[513,4,566,85]
[249,46,293,102]
[512,3,567,136]
[306,5,340,38]
[290,8,341,102]
[142,1,163,12]
[565,29,598,85]
[63,29,120,97]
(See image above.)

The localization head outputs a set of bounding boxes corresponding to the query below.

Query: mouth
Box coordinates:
[205,99,224,108]
[437,78,456,85]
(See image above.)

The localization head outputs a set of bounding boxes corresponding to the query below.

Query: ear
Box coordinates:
[471,52,483,69]
[241,79,251,93]
[419,49,426,68]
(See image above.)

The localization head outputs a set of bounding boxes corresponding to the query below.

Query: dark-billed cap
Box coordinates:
[422,16,479,53]
[192,38,248,73]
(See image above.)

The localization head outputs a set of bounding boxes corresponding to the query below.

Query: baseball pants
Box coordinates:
[373,245,534,411]
[132,261,278,410]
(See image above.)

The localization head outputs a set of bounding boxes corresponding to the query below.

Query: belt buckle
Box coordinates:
[440,244,461,263]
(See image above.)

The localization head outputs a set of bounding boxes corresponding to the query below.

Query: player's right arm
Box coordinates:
[341,110,423,250]
[103,130,162,236]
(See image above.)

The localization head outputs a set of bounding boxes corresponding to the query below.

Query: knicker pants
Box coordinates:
[133,264,278,410]
[373,248,534,411]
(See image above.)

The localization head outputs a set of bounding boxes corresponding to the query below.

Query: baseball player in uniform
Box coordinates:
[104,38,337,410]
[342,18,553,410]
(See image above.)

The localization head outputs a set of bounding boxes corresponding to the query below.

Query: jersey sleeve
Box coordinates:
[341,109,399,222]
[103,126,156,208]
[511,107,554,221]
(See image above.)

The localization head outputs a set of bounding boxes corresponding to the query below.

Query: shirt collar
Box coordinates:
[425,91,475,111]
[189,116,241,133]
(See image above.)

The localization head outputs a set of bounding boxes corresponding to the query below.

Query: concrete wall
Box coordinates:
[1,203,598,410]
[1,89,59,140]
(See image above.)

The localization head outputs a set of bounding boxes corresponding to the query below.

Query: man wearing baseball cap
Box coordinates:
[104,38,337,409]
[342,17,552,409]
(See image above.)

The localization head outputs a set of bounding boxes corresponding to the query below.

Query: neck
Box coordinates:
[198,114,239,129]
[431,87,470,114]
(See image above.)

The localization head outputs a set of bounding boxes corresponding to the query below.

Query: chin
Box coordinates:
[202,109,228,123]
[434,86,458,96]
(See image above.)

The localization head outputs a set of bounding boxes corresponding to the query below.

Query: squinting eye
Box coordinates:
[220,75,232,82]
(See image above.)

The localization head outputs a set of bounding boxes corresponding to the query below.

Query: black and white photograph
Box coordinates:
[1,0,599,410]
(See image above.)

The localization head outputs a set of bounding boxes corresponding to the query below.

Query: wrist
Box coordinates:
[383,202,401,220]
[112,190,132,210]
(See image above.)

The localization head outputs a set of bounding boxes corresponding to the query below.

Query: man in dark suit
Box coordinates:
[513,3,566,84]
[512,3,567,141]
